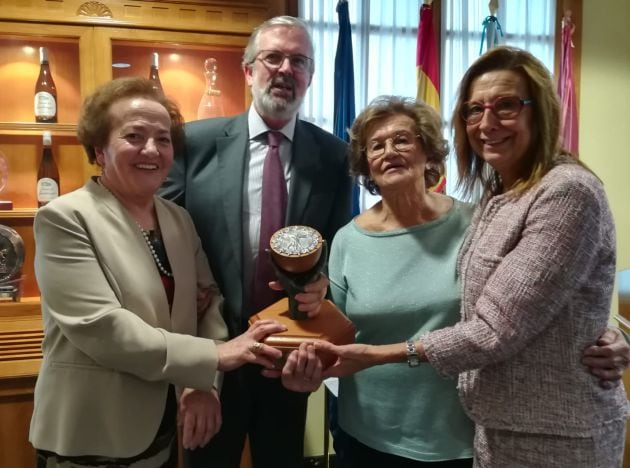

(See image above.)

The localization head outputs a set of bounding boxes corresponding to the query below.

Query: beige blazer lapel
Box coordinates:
[90,180,172,329]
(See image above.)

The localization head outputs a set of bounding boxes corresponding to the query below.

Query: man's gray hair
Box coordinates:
[242,15,314,73]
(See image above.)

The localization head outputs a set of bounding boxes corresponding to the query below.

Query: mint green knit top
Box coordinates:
[329,199,474,462]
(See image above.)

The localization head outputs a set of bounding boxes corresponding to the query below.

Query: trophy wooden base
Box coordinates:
[0,284,19,302]
[248,298,355,368]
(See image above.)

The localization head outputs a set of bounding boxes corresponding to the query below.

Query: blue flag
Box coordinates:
[333,0,358,215]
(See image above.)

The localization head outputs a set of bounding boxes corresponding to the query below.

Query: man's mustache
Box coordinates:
[266,76,297,94]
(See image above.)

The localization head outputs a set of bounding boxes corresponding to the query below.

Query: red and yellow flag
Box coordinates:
[416,2,440,112]
[417,2,444,192]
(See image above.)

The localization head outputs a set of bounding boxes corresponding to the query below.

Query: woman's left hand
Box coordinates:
[178,387,222,449]
[270,274,329,318]
[316,341,376,378]
[196,287,213,319]
[280,342,324,392]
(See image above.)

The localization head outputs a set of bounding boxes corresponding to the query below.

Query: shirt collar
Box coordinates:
[247,105,296,143]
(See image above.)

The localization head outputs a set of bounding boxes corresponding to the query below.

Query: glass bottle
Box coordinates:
[34,47,58,123]
[197,58,225,120]
[37,131,60,207]
[149,52,164,95]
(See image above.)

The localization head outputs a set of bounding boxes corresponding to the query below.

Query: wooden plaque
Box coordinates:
[248,298,355,368]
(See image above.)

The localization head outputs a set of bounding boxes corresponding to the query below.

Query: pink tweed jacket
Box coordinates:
[423,157,628,437]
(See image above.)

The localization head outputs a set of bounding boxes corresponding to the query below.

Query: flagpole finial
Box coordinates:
[563,9,573,21]
[562,9,575,32]
[488,0,498,16]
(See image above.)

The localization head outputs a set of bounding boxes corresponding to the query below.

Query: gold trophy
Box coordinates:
[248,226,355,367]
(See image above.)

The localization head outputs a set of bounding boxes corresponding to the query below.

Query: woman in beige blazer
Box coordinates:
[30,77,285,467]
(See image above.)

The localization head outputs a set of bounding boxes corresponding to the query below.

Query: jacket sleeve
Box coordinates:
[423,171,615,376]
[192,218,229,390]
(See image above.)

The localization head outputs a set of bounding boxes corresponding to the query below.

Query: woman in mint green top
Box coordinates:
[330,201,475,464]
[328,96,474,467]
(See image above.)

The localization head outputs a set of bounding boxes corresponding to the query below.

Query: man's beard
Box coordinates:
[253,75,303,121]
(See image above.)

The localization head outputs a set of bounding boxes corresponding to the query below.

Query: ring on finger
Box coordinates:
[249,342,263,354]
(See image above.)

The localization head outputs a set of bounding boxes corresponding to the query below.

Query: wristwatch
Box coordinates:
[406,340,420,367]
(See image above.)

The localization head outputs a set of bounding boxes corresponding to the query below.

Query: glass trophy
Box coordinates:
[0,150,12,210]
[196,58,226,120]
[248,226,355,367]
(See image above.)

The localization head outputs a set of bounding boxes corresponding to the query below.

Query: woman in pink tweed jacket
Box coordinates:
[318,46,628,467]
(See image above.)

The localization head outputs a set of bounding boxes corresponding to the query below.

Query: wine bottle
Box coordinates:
[34,47,58,123]
[149,52,164,95]
[37,131,60,207]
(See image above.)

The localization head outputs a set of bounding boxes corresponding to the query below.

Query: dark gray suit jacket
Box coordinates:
[160,112,352,336]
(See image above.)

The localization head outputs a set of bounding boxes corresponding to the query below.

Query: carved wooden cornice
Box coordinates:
[77,1,113,18]
[0,0,277,35]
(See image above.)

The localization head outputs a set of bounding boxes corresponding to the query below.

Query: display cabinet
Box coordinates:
[0,1,290,466]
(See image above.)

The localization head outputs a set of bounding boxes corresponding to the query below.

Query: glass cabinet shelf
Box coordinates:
[0,122,77,137]
[0,208,38,220]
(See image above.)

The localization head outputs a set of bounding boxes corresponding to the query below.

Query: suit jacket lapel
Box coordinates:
[88,180,171,328]
[288,120,320,224]
[217,114,249,275]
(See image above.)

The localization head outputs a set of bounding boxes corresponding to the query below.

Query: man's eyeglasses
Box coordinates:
[365,132,421,160]
[255,50,313,73]
[461,96,533,125]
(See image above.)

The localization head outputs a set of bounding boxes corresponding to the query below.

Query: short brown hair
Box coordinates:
[77,77,184,164]
[452,46,566,198]
[348,95,447,195]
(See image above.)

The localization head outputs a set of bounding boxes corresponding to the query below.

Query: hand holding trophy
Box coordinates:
[248,226,355,367]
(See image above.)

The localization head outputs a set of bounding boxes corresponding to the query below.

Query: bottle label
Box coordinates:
[37,178,59,202]
[35,92,57,118]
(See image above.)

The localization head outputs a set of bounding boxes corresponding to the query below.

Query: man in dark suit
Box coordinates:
[160,15,352,468]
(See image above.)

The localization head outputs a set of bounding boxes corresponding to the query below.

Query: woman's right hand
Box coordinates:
[216,319,286,372]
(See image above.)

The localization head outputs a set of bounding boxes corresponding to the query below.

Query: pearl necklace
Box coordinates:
[96,177,173,278]
[137,225,173,278]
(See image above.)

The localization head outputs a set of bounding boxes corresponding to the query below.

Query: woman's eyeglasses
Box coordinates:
[365,132,420,160]
[461,96,532,125]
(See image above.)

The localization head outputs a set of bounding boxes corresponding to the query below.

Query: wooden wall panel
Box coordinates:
[0,387,36,467]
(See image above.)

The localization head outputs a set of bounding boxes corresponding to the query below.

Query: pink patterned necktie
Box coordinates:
[252,130,287,313]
